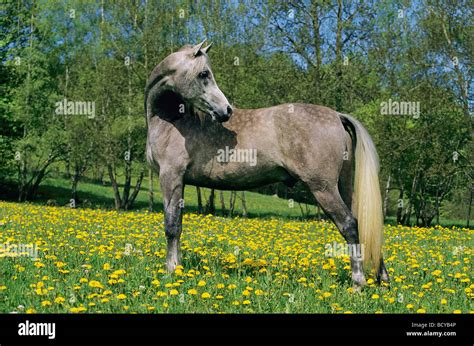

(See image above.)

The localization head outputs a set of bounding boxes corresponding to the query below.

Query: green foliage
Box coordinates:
[0,1,471,224]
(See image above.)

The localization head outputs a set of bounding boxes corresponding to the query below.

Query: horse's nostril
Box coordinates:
[227,105,233,116]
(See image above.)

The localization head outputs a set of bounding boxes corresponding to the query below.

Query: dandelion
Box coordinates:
[188,289,198,295]
[169,289,179,296]
[88,280,104,289]
[54,297,65,304]
[116,294,127,300]
[201,292,211,299]
[70,306,87,313]
[432,270,442,276]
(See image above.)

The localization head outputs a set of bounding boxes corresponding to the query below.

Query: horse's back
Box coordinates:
[228,103,348,185]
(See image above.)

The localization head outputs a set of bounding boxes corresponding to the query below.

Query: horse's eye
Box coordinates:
[198,71,209,79]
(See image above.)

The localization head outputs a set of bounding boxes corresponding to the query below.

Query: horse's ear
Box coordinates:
[192,40,206,57]
[202,42,212,54]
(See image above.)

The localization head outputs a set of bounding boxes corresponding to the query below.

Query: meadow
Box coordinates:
[0,200,472,314]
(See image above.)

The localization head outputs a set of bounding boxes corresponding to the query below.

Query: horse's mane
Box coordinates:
[145,47,209,124]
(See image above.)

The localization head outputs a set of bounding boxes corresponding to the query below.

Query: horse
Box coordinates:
[145,40,389,287]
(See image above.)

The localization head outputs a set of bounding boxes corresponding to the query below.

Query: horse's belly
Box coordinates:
[184,161,292,190]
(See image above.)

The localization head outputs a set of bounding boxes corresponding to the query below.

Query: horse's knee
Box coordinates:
[342,217,358,244]
[164,213,181,239]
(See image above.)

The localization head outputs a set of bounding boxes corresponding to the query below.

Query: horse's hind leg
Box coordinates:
[377,257,390,284]
[310,186,366,288]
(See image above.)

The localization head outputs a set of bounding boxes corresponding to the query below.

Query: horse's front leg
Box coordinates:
[159,169,185,273]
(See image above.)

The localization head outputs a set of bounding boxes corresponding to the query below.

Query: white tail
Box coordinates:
[341,114,383,272]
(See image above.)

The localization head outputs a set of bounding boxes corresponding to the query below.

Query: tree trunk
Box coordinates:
[241,191,248,217]
[229,191,237,216]
[310,1,322,101]
[107,164,122,210]
[71,171,79,207]
[334,0,343,110]
[219,190,226,215]
[196,186,203,213]
[205,189,215,215]
[403,172,419,226]
[122,152,132,207]
[383,174,391,218]
[396,173,404,224]
[125,170,144,210]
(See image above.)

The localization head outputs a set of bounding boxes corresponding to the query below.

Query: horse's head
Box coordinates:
[148,41,233,123]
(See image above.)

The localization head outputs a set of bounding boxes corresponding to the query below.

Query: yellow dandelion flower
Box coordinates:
[88,280,104,289]
[54,297,65,304]
[70,306,87,313]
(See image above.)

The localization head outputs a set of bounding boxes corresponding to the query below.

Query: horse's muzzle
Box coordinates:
[213,105,232,123]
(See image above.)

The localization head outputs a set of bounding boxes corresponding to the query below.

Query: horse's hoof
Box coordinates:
[166,262,178,273]
[377,273,390,285]
[352,273,367,289]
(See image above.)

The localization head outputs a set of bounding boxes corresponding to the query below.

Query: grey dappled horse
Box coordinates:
[145,41,389,287]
